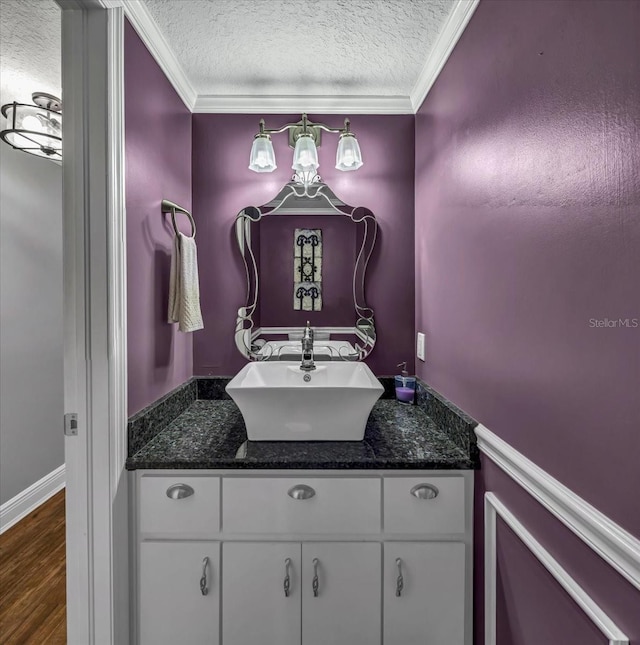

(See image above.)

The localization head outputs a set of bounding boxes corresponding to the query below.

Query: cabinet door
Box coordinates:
[302,542,381,645]
[139,541,219,645]
[222,542,301,645]
[384,542,466,645]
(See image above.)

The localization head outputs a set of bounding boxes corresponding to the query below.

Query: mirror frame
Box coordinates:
[234,181,377,361]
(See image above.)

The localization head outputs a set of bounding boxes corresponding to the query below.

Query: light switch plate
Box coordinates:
[417,332,425,361]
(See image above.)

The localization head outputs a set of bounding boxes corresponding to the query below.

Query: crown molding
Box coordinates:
[106,0,197,110]
[410,0,481,112]
[193,94,414,114]
[105,0,478,115]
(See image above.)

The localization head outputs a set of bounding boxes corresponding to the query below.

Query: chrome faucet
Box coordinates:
[300,321,316,372]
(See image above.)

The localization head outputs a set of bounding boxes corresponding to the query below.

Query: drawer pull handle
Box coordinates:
[166,483,195,500]
[312,558,320,597]
[410,483,439,500]
[395,558,404,597]
[200,557,209,596]
[284,558,291,597]
[287,484,316,500]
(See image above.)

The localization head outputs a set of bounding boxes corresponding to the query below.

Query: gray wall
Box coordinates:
[0,143,64,505]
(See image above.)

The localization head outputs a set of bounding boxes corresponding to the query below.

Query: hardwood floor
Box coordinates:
[0,490,66,644]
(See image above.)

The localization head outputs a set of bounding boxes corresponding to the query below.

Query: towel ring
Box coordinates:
[161,199,196,238]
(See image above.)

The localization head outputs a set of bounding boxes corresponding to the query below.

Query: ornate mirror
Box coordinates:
[234,181,377,361]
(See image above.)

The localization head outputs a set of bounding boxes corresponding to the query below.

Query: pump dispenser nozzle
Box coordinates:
[397,362,408,378]
[395,362,415,404]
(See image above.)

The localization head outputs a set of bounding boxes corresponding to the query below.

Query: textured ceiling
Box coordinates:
[141,0,453,97]
[0,0,61,107]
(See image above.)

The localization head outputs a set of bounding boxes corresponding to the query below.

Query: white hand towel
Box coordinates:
[168,232,204,333]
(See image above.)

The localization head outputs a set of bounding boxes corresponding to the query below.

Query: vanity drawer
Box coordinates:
[139,475,220,535]
[222,477,381,534]
[383,476,466,534]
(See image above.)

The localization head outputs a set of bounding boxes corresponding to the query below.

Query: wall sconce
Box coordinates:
[249,113,363,186]
[0,92,62,162]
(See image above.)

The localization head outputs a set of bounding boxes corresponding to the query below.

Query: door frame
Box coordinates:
[57,0,127,642]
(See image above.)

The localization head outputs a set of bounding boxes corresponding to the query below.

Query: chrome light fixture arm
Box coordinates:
[259,116,310,136]
[313,117,352,135]
[259,114,352,141]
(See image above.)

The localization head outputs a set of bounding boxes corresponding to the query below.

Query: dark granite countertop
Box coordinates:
[126,379,479,470]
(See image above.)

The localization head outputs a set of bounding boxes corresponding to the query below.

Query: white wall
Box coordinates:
[0,143,64,504]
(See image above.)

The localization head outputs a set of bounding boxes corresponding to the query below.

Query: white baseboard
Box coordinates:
[476,424,640,591]
[0,464,65,534]
[484,493,629,645]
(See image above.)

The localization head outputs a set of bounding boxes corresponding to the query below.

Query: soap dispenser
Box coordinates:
[395,362,416,404]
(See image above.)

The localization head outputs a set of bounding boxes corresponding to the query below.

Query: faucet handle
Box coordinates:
[304,321,314,340]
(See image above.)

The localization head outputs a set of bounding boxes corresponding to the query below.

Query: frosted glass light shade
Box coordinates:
[292,133,319,173]
[1,102,62,161]
[249,135,276,172]
[335,133,363,171]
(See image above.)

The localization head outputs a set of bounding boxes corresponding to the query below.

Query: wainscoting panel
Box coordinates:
[484,492,628,645]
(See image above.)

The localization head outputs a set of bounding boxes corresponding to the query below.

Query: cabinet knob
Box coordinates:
[200,557,209,596]
[410,483,439,500]
[166,483,195,499]
[395,558,404,597]
[287,484,316,500]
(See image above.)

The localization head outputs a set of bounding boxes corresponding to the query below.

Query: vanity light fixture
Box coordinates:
[0,92,62,162]
[248,113,363,186]
[248,119,277,172]
[335,127,363,171]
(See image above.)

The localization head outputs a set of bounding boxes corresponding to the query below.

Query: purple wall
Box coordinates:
[125,20,193,415]
[192,114,415,376]
[415,0,640,642]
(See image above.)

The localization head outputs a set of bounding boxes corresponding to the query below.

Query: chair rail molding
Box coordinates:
[484,493,629,645]
[476,424,640,591]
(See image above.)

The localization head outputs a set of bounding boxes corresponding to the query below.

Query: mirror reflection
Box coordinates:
[234,181,377,361]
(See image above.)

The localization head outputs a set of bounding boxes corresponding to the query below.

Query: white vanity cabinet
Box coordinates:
[139,541,219,645]
[301,542,381,645]
[133,470,473,645]
[222,542,301,645]
[222,542,381,645]
[383,542,466,645]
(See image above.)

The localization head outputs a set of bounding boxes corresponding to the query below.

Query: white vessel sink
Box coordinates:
[226,361,384,441]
